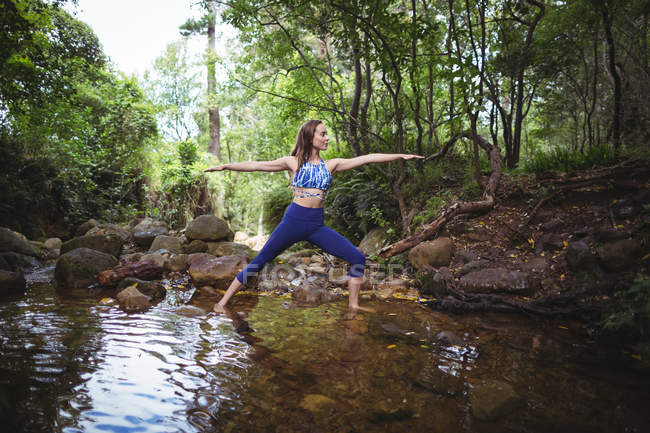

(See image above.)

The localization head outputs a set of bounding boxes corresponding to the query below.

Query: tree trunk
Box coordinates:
[98,261,164,287]
[207,1,221,158]
[601,2,622,151]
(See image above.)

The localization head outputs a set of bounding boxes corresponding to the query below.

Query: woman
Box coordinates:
[205,120,422,313]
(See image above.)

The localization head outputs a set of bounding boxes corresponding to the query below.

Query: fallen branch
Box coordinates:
[98,261,163,286]
[380,131,502,258]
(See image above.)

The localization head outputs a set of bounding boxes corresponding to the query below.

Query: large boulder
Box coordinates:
[566,241,596,271]
[358,227,391,256]
[60,234,123,258]
[597,238,642,271]
[133,217,169,248]
[85,223,131,242]
[74,219,100,237]
[188,254,249,288]
[43,237,63,250]
[292,276,336,305]
[116,284,154,312]
[206,241,252,257]
[116,277,165,301]
[185,215,234,242]
[459,268,536,295]
[408,237,454,271]
[0,227,39,257]
[0,252,40,270]
[184,239,208,254]
[469,379,522,421]
[55,248,118,291]
[0,270,26,296]
[149,235,183,254]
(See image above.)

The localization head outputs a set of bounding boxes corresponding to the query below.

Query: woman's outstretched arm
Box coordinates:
[329,153,423,174]
[204,156,294,173]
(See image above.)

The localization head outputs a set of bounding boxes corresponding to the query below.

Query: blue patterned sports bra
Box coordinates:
[291,159,332,200]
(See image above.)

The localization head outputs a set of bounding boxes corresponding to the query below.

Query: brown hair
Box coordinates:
[291,119,322,172]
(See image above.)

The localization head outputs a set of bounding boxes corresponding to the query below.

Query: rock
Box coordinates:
[375,286,397,300]
[465,226,492,242]
[0,270,26,295]
[185,215,234,242]
[597,238,642,271]
[435,331,464,346]
[0,255,9,271]
[116,278,165,301]
[459,268,535,295]
[149,235,182,254]
[535,233,565,253]
[408,237,454,271]
[74,219,100,237]
[594,229,630,243]
[43,237,63,250]
[234,231,248,242]
[458,259,491,276]
[139,253,167,268]
[187,253,216,267]
[521,256,550,274]
[358,227,391,256]
[185,239,208,254]
[565,241,596,271]
[164,254,189,272]
[292,276,335,305]
[55,248,118,291]
[470,379,522,421]
[327,267,349,286]
[188,254,250,287]
[456,249,478,264]
[306,263,328,274]
[299,394,338,414]
[418,267,453,297]
[132,217,169,247]
[0,227,39,257]
[60,234,123,258]
[116,284,153,312]
[257,279,289,292]
[378,277,411,291]
[0,252,40,270]
[86,223,131,242]
[206,241,251,257]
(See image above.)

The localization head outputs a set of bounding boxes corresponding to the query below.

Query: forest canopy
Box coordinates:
[1,0,648,239]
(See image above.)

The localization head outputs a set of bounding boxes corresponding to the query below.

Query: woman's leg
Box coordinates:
[215,218,306,310]
[307,226,366,310]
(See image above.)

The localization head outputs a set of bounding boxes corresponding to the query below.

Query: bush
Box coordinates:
[602,277,650,359]
[522,144,616,173]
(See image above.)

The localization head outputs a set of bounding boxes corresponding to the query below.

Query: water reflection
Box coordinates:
[0,269,649,433]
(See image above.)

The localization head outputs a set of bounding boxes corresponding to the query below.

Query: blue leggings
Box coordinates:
[236,202,365,285]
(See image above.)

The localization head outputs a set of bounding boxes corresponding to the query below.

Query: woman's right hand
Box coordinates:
[204,165,226,172]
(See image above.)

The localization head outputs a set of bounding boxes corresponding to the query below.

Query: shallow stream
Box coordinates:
[0,265,648,432]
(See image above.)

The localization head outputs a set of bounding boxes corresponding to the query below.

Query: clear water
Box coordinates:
[0,264,648,432]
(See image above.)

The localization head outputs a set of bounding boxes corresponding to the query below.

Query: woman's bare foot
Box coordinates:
[213,303,230,316]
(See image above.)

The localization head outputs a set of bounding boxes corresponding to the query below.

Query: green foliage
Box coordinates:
[262,185,293,232]
[602,277,650,359]
[0,1,158,235]
[325,169,400,243]
[522,145,616,173]
[411,190,453,231]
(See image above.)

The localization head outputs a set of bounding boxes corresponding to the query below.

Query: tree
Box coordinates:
[142,40,202,142]
[180,0,221,158]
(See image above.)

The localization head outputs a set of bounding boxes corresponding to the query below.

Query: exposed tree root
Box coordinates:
[422,288,601,318]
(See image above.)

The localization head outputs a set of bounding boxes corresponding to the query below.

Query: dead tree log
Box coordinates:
[98,261,163,286]
[380,131,502,258]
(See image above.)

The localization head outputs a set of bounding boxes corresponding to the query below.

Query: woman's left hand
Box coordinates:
[401,154,424,160]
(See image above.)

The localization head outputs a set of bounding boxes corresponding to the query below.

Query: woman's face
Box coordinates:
[311,123,329,152]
